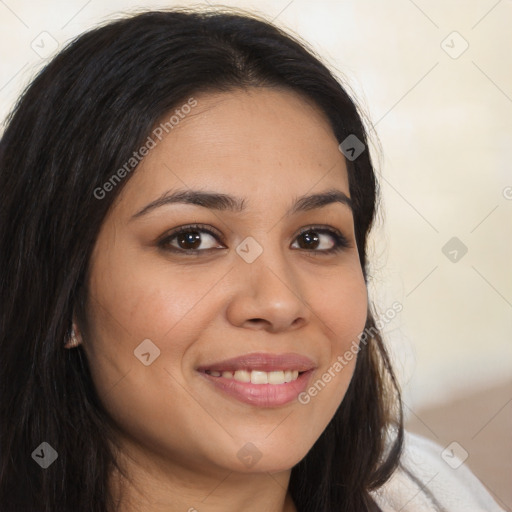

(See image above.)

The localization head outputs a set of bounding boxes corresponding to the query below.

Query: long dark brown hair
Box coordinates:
[0,8,403,512]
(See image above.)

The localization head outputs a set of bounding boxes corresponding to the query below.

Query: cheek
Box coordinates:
[296,263,368,423]
[81,253,221,450]
[82,239,233,408]
[86,242,224,347]
[312,262,368,350]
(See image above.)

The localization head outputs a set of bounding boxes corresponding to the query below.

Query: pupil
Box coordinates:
[301,231,319,249]
[179,231,201,249]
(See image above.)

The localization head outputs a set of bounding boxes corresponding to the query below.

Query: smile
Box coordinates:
[204,369,302,384]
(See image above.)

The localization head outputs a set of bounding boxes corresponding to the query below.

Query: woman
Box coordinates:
[0,8,504,512]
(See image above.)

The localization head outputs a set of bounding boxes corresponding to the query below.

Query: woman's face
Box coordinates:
[82,87,368,476]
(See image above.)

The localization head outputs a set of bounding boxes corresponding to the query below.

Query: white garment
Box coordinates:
[371,431,506,511]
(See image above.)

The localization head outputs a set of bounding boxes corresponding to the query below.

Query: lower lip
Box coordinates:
[198,370,315,407]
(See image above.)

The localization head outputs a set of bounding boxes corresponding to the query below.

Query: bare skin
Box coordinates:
[78,87,368,511]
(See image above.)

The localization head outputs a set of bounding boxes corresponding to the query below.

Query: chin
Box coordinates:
[233,454,304,474]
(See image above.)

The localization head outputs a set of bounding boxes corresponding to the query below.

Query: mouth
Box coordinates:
[196,352,316,407]
[203,368,305,384]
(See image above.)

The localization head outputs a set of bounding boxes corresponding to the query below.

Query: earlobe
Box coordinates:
[64,322,82,348]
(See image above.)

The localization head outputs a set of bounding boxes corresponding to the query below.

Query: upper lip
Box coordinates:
[196,352,316,373]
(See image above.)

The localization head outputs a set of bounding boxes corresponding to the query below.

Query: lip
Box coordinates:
[196,352,316,373]
[196,352,316,407]
[198,368,315,407]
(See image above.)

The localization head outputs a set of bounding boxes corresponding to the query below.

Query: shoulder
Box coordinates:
[371,430,506,512]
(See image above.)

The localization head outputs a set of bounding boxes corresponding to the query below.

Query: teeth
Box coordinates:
[206,369,301,384]
[268,371,284,384]
[251,371,268,384]
[234,369,251,382]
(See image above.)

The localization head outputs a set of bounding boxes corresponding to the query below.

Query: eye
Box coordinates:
[291,226,350,254]
[158,224,225,253]
[158,223,350,255]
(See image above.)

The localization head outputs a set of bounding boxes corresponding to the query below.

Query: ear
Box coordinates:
[64,321,82,349]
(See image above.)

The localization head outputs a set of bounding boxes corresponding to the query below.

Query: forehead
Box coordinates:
[114,87,350,215]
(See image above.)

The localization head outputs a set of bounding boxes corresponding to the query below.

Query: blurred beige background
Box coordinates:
[1,0,510,508]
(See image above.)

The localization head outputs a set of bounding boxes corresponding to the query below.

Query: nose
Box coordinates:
[225,240,311,333]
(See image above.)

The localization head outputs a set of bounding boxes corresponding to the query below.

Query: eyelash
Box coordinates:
[158,223,350,256]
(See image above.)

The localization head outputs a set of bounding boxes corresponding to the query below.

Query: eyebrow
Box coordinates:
[131,187,353,219]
